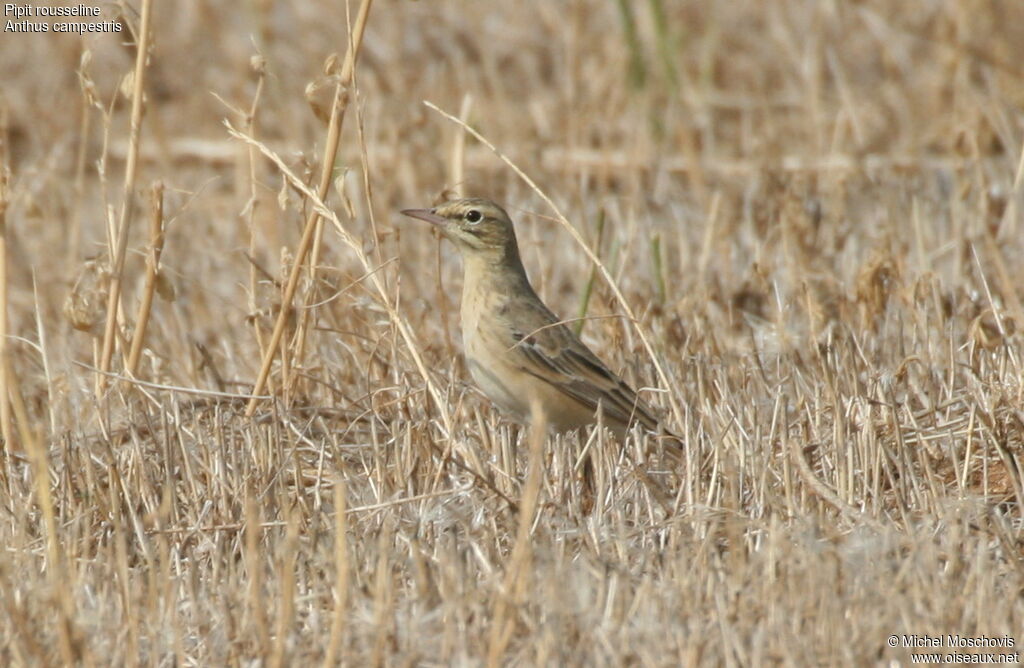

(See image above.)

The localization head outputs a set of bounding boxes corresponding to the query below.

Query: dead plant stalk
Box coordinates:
[97,0,154,394]
[244,0,374,417]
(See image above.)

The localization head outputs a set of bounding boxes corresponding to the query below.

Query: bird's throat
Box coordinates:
[461,251,533,308]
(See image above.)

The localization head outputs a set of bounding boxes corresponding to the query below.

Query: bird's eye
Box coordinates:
[465,210,482,224]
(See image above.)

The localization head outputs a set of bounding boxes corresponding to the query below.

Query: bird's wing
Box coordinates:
[505,299,662,431]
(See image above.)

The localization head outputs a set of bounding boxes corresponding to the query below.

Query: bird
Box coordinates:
[401,197,677,446]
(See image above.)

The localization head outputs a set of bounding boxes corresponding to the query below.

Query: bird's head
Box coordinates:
[401,197,519,261]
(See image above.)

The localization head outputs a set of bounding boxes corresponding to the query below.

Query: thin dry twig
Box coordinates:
[97,0,154,394]
[322,475,349,667]
[75,360,270,400]
[0,167,11,450]
[487,400,546,666]
[125,181,165,377]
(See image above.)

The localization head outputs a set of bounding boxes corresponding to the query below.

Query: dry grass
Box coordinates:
[1,0,1023,665]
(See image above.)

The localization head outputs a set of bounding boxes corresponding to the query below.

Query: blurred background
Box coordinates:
[2,1,1021,388]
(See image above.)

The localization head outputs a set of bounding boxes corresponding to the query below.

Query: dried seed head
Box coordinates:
[64,258,107,334]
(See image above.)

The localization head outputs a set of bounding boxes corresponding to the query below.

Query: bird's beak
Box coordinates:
[400,208,446,227]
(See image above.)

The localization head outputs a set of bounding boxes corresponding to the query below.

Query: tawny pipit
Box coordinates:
[402,198,671,441]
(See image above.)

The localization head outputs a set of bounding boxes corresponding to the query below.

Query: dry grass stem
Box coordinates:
[124,181,165,377]
[0,167,11,451]
[97,0,153,393]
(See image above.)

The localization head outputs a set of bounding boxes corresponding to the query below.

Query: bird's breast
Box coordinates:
[460,279,531,418]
